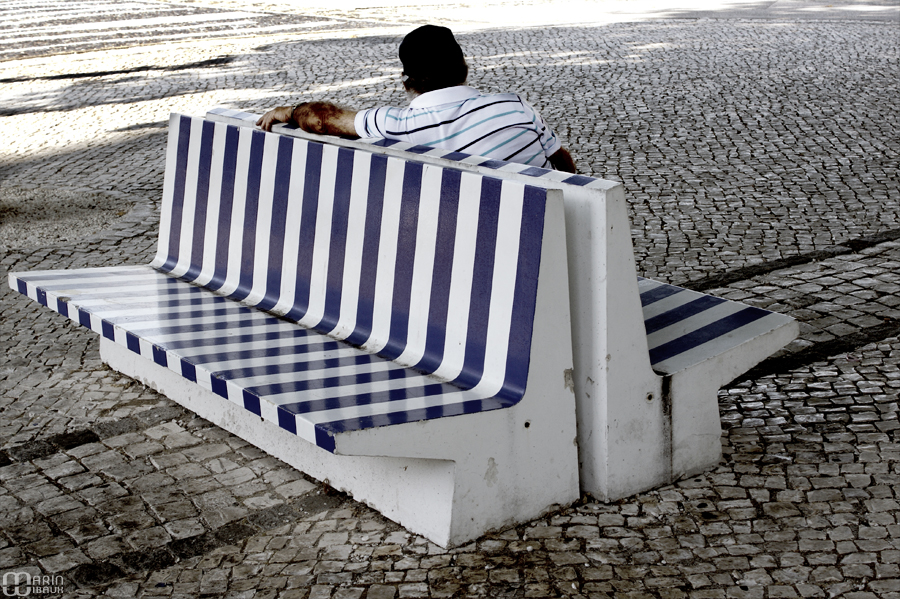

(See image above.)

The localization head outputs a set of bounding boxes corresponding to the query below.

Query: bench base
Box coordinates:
[101,333,578,548]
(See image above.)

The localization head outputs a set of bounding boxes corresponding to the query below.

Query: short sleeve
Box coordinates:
[355,107,397,139]
[520,98,561,160]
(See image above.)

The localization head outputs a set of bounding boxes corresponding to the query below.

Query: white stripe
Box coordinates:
[299,144,339,329]
[270,140,308,317]
[431,172,481,382]
[329,153,371,340]
[469,182,525,396]
[245,132,281,306]
[361,157,406,353]
[194,122,229,287]
[152,115,182,269]
[394,164,443,367]
[170,120,204,278]
[218,127,253,295]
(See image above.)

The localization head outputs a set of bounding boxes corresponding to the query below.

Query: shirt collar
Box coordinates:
[408,86,481,108]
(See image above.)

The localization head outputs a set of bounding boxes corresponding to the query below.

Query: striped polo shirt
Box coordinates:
[354,86,562,168]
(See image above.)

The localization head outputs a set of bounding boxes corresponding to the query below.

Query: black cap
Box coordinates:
[399,25,467,87]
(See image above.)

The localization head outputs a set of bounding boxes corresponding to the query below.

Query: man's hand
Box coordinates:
[256,105,295,132]
[549,147,577,173]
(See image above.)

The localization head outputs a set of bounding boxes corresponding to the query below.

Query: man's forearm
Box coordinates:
[256,102,359,138]
[294,102,359,138]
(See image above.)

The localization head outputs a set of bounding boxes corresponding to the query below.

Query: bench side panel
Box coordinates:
[152,114,550,403]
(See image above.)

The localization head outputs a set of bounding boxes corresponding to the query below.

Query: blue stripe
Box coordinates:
[284,142,323,322]
[640,283,684,306]
[479,160,506,170]
[212,376,228,398]
[643,295,727,335]
[126,331,140,354]
[277,408,297,434]
[380,162,423,360]
[16,278,27,295]
[152,345,167,367]
[250,365,409,398]
[519,166,551,177]
[345,154,388,346]
[78,308,92,329]
[182,119,216,282]
[416,168,461,374]
[188,339,339,367]
[101,321,114,340]
[36,288,47,307]
[162,328,312,351]
[317,147,356,333]
[213,352,371,380]
[242,391,261,415]
[314,427,335,452]
[279,378,453,416]
[256,135,294,312]
[649,307,771,366]
[181,360,197,382]
[441,151,470,161]
[232,129,266,301]
[455,177,502,390]
[498,185,546,402]
[207,125,240,291]
[562,174,596,187]
[319,394,514,435]
[160,116,192,273]
[406,145,433,155]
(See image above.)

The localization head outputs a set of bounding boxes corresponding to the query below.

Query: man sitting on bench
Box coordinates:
[256,25,577,173]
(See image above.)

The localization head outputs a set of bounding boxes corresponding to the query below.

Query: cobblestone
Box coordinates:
[1,1,899,597]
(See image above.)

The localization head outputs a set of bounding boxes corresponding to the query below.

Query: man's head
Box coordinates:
[399,25,468,95]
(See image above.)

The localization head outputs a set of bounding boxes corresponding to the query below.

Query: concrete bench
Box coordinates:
[8,113,580,548]
[205,107,799,501]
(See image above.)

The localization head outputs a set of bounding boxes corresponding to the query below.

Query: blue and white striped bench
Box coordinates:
[9,113,580,548]
[206,107,799,501]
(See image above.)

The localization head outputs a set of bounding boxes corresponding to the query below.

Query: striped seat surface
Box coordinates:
[10,114,554,451]
[638,277,794,375]
[12,266,509,451]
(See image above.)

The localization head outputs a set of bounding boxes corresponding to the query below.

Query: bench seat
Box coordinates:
[11,265,506,452]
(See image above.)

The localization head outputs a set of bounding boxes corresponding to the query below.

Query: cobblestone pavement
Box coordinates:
[1,2,899,597]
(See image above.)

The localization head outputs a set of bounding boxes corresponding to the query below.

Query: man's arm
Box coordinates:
[256,101,360,138]
[549,147,576,173]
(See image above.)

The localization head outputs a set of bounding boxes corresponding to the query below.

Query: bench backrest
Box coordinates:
[152,114,553,402]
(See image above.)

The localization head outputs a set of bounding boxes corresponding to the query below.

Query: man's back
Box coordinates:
[355,86,562,169]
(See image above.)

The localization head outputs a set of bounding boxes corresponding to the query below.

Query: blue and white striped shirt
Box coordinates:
[354,86,562,168]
